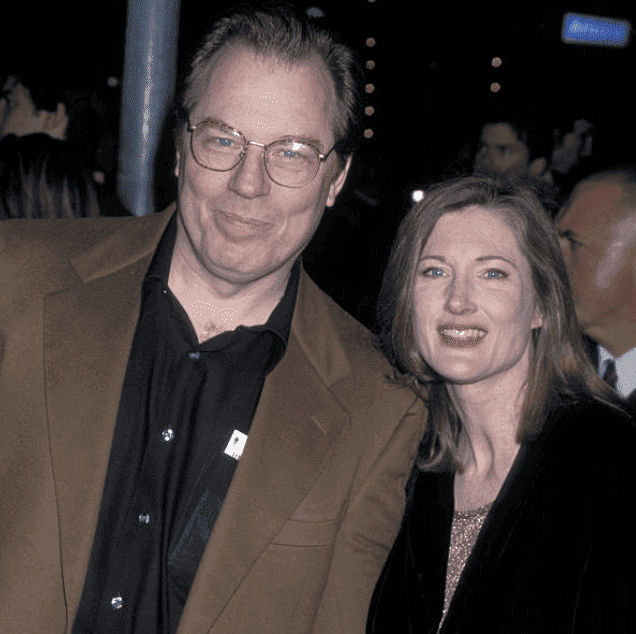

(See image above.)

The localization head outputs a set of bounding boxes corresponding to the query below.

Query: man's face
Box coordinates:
[174,43,351,287]
[556,179,636,343]
[473,122,530,178]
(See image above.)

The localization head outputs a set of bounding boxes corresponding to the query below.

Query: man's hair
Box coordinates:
[175,2,362,164]
[375,174,620,472]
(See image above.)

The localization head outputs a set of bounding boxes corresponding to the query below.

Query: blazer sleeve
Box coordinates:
[310,400,425,634]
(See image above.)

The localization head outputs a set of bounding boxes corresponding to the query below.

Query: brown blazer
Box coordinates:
[0,208,426,634]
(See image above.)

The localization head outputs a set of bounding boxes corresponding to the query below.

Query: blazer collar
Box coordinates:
[70,205,175,283]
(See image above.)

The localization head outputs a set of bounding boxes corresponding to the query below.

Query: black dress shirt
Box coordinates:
[72,215,299,634]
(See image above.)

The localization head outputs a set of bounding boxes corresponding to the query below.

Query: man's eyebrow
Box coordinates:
[558,228,579,239]
[196,118,323,149]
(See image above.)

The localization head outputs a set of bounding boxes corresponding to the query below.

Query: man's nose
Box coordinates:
[445,279,477,315]
[228,145,271,199]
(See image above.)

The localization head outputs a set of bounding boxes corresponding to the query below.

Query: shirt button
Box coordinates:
[161,428,175,442]
[111,595,123,610]
[138,513,150,525]
[189,351,201,360]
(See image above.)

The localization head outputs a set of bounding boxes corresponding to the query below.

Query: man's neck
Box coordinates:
[167,246,291,342]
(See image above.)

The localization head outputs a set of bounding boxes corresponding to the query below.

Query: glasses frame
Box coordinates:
[187,118,335,188]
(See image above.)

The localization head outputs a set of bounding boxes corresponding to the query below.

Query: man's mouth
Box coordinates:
[437,324,487,347]
[218,210,267,227]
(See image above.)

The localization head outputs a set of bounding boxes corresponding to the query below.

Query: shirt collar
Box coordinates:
[143,211,299,354]
[598,345,636,398]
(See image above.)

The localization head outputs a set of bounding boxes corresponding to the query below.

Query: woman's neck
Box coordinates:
[448,375,525,511]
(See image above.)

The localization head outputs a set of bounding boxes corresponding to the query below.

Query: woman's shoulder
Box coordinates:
[545,394,636,464]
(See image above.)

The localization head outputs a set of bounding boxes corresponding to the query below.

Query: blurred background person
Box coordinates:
[473,116,554,183]
[1,74,68,140]
[368,175,634,633]
[556,165,636,406]
[0,133,100,219]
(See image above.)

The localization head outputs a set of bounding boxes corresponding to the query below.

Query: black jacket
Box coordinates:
[367,398,636,633]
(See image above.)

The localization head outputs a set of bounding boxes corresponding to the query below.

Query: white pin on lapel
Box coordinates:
[224,430,248,460]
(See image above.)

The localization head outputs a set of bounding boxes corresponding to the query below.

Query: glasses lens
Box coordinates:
[266,142,320,187]
[192,123,244,170]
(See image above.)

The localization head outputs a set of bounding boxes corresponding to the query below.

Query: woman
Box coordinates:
[0,133,100,219]
[368,175,635,633]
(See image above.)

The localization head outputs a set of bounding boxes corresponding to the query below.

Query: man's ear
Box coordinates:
[326,155,353,208]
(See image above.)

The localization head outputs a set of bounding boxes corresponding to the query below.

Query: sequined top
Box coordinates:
[439,502,494,629]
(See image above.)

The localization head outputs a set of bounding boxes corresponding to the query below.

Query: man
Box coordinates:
[473,120,553,183]
[556,166,636,402]
[0,5,425,634]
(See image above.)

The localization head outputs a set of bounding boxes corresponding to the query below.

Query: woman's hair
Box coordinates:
[174,1,363,165]
[0,133,100,219]
[375,174,620,472]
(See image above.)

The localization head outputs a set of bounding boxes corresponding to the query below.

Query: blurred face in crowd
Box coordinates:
[474,123,530,178]
[0,77,67,140]
[174,43,351,288]
[556,178,636,355]
[413,206,542,390]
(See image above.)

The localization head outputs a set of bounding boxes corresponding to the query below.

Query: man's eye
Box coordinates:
[559,233,581,249]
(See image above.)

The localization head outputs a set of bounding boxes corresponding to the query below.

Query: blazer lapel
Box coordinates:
[44,209,174,623]
[407,470,454,631]
[178,271,352,633]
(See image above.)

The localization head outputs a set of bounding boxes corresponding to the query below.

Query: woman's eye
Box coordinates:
[423,267,445,278]
[484,269,508,279]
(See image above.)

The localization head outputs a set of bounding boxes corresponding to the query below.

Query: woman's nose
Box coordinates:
[445,280,477,315]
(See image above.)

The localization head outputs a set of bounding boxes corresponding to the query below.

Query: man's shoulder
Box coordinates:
[0,213,167,261]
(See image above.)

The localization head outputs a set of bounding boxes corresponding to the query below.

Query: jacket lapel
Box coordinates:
[44,209,174,623]
[178,271,352,633]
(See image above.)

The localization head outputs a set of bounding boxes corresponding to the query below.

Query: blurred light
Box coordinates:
[306,7,326,18]
[412,190,425,203]
[562,12,631,48]
[107,76,120,88]
[365,106,375,116]
[364,129,374,139]
[490,82,501,92]
[365,83,375,93]
[491,57,502,67]
[366,37,376,47]
[366,60,376,70]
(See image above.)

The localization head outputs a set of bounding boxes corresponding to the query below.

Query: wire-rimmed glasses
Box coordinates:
[188,118,335,188]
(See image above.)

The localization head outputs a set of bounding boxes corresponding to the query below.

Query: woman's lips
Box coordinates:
[437,324,487,347]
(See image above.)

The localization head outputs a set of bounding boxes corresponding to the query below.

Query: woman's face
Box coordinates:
[413,205,542,387]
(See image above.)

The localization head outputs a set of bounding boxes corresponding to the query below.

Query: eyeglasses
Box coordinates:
[187,118,335,188]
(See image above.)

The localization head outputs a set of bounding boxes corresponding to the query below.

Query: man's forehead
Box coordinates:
[560,178,626,232]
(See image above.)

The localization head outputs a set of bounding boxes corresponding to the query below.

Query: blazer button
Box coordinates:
[111,595,123,610]
[161,428,175,442]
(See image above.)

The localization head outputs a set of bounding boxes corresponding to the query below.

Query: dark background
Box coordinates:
[2,1,634,326]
